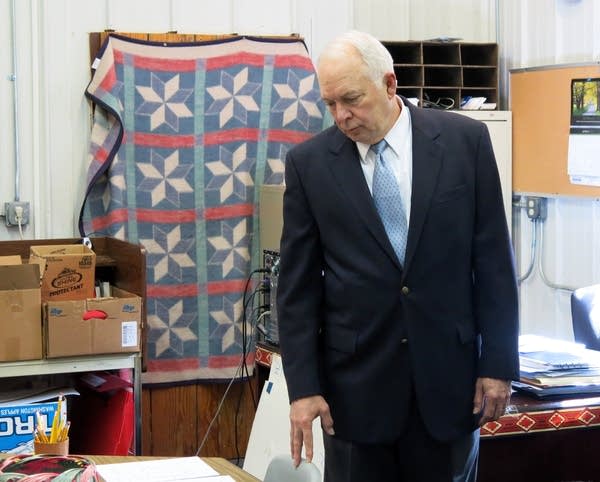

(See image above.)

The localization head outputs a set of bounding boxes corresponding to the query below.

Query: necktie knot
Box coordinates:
[371,139,388,157]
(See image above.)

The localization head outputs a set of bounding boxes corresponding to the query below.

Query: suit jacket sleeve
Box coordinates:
[276,147,324,402]
[471,122,519,380]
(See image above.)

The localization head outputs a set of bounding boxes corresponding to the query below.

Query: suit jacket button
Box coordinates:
[400,338,408,344]
[401,286,410,295]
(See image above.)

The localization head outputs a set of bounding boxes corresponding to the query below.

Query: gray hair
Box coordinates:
[320,30,394,86]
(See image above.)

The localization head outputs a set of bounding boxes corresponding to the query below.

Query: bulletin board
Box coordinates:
[511,62,600,197]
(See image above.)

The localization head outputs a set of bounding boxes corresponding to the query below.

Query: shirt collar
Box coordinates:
[357,96,409,163]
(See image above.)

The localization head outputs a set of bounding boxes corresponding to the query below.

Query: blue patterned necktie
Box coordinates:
[371,139,408,265]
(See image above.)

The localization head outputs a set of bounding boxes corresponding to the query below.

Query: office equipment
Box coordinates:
[259,185,285,254]
[263,454,322,482]
[511,62,600,197]
[571,284,600,351]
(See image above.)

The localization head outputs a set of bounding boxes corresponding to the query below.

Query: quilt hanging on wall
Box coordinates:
[80,34,330,384]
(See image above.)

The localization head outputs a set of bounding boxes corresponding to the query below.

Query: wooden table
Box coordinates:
[478,393,600,481]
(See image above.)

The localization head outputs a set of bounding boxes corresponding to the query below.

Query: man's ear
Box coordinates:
[385,72,397,97]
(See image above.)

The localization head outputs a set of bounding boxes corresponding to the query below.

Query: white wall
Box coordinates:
[498,0,600,339]
[0,0,494,241]
[2,0,598,340]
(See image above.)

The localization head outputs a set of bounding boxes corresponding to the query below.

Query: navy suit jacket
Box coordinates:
[277,100,519,444]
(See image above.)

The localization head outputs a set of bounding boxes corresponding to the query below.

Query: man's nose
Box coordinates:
[335,105,351,123]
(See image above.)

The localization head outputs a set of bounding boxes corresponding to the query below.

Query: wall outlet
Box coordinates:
[525,196,547,221]
[5,201,30,226]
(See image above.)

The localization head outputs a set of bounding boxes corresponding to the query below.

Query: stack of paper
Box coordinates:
[515,335,600,397]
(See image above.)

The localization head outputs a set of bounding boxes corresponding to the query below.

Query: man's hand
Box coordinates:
[472,377,512,425]
[289,395,334,467]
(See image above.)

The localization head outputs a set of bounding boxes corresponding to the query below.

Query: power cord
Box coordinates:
[195,268,270,459]
[421,94,455,110]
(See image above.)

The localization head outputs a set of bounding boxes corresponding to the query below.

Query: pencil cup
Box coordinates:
[34,438,69,456]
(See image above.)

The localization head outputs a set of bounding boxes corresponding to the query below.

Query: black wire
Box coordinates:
[235,267,270,463]
[234,372,245,464]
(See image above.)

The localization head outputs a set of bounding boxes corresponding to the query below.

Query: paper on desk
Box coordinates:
[96,456,234,481]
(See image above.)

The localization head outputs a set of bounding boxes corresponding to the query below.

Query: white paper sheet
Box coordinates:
[568,134,600,186]
[96,456,234,482]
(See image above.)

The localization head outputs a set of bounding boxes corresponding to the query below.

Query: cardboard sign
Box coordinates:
[29,245,96,301]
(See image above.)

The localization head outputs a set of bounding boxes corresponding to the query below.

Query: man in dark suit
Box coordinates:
[277,30,519,482]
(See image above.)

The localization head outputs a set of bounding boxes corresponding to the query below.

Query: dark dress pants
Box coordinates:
[322,394,479,482]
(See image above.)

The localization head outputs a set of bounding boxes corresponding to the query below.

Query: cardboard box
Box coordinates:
[44,287,141,357]
[0,264,42,362]
[29,244,96,301]
[259,184,284,253]
[0,400,64,454]
[0,255,24,266]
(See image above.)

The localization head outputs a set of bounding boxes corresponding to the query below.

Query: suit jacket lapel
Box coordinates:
[403,102,443,274]
[326,129,401,267]
[324,103,444,274]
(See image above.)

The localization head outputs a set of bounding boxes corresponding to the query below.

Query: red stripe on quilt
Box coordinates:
[203,128,260,145]
[204,204,254,220]
[146,357,201,372]
[208,353,255,369]
[134,132,197,148]
[99,64,117,92]
[134,56,197,72]
[268,129,315,144]
[113,49,197,72]
[93,147,110,163]
[137,209,197,223]
[274,54,315,71]
[91,208,129,231]
[206,52,266,70]
[207,279,247,294]
[147,284,199,297]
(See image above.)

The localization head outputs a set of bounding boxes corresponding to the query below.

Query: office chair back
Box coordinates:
[263,454,322,482]
[571,284,600,351]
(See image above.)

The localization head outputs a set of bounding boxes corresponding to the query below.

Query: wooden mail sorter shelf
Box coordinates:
[381,41,498,109]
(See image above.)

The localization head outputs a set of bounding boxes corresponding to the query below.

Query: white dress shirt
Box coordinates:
[356,97,413,225]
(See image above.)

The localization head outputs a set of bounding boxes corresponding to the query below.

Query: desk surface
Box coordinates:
[481,391,600,437]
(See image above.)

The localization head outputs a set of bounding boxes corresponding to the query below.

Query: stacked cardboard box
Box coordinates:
[29,244,141,357]
[29,244,96,301]
[44,287,142,358]
[0,256,42,362]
